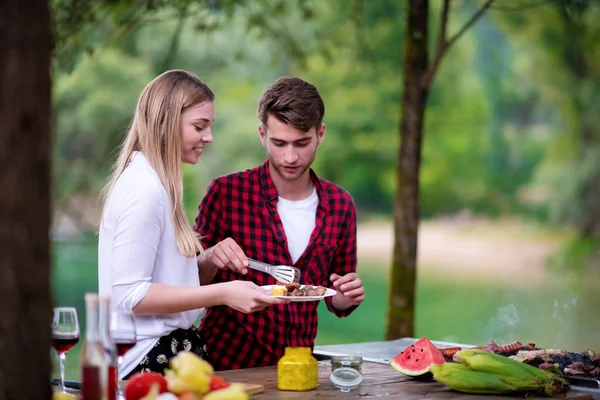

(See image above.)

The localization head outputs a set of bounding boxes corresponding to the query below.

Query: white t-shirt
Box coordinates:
[277,188,318,263]
[98,152,202,378]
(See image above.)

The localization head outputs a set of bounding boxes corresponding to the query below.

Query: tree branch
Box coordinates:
[489,0,553,12]
[447,0,495,48]
[421,0,495,88]
[159,5,188,72]
[421,0,451,88]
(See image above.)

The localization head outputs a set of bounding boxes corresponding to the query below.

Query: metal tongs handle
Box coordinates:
[247,258,272,273]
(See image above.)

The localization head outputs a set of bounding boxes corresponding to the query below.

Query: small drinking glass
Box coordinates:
[330,355,364,392]
[111,310,137,398]
[331,355,363,373]
[52,307,80,393]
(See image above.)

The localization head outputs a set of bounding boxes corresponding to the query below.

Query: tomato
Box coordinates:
[209,375,231,392]
[125,372,168,400]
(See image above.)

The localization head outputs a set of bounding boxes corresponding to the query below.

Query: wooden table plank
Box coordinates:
[217,361,593,399]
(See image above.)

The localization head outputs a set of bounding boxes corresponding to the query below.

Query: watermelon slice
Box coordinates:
[390,337,446,377]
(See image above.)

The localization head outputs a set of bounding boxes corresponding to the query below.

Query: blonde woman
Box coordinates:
[98,70,287,378]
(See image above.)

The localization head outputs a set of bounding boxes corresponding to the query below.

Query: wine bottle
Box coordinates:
[81,293,106,400]
[100,296,118,400]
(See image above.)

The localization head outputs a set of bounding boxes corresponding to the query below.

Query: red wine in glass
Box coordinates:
[52,335,80,354]
[110,310,137,398]
[115,340,136,357]
[52,307,80,393]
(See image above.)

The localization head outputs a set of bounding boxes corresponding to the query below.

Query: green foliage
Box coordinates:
[492,1,600,237]
[52,0,319,72]
[53,48,154,218]
[547,234,600,277]
[50,0,600,245]
[537,146,600,234]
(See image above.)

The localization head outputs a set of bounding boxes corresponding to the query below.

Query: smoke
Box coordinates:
[485,303,524,344]
[484,292,581,349]
[497,304,519,326]
[553,296,579,319]
[551,294,580,348]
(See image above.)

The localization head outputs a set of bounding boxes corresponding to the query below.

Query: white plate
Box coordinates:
[262,285,336,302]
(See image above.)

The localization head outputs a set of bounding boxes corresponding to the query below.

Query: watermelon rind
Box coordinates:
[389,337,446,377]
[390,358,431,377]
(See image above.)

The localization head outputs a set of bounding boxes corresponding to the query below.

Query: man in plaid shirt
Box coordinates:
[194,77,365,370]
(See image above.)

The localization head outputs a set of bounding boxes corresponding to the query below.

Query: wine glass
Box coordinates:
[111,310,136,397]
[52,307,80,393]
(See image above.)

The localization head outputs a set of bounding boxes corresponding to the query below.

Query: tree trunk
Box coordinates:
[0,0,53,398]
[386,0,429,339]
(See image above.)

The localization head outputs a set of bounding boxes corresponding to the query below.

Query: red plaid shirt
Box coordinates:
[194,160,358,371]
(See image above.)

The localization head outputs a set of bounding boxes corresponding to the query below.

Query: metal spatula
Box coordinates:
[247,258,301,285]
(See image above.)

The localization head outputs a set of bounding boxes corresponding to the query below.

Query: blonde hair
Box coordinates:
[100,69,214,258]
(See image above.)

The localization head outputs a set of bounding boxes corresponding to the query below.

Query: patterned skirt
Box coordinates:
[124,326,208,379]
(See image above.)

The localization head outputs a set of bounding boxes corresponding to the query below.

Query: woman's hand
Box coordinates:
[221,281,289,313]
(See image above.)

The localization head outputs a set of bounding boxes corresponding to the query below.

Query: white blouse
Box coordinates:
[98,151,202,378]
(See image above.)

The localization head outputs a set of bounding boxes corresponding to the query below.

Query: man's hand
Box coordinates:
[330,272,365,311]
[205,237,249,274]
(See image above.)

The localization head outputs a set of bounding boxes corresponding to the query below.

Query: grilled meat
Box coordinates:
[472,341,523,354]
[440,347,462,359]
[509,349,569,363]
[277,282,328,297]
[509,349,600,378]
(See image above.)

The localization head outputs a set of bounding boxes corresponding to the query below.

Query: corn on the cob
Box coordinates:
[430,350,569,397]
[430,363,522,394]
[430,363,563,396]
[454,349,559,381]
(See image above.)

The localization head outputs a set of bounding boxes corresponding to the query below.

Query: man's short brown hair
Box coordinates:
[257,77,325,133]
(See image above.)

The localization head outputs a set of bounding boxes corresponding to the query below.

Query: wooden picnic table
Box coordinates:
[218,360,593,399]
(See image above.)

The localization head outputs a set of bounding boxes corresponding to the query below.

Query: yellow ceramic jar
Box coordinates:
[277,347,318,391]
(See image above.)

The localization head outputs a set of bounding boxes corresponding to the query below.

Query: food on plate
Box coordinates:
[125,372,168,400]
[431,349,568,397]
[273,282,328,297]
[389,337,445,377]
[271,285,287,296]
